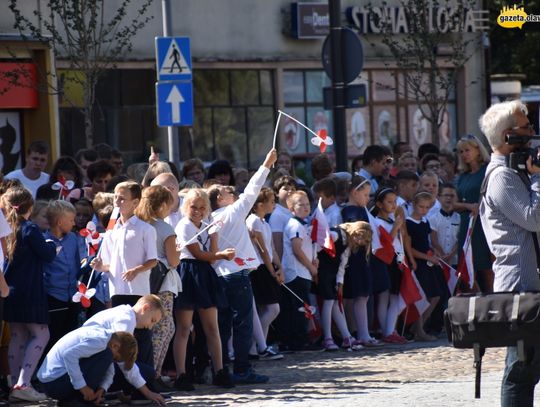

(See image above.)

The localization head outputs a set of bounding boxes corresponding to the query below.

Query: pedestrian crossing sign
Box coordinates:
[155,36,192,81]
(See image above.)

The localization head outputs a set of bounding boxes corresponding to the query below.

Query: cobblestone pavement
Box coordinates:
[34,338,540,406]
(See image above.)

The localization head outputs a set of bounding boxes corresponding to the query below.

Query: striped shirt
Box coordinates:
[479,154,540,292]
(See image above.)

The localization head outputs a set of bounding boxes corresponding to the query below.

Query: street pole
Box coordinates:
[329,0,348,172]
[162,0,180,165]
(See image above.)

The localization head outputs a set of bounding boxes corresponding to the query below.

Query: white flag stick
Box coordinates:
[278,109,319,138]
[272,111,282,149]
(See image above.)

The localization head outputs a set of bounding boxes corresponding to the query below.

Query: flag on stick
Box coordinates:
[311,198,336,257]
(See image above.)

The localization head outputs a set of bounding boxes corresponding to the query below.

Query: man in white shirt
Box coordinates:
[357,145,392,196]
[5,140,50,198]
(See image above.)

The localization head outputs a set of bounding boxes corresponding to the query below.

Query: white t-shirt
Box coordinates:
[282,217,313,283]
[100,216,157,297]
[269,204,292,233]
[175,216,211,260]
[5,169,49,198]
[428,209,460,265]
[427,199,442,219]
[246,213,273,264]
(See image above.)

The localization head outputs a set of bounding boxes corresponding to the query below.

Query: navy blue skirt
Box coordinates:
[343,251,372,299]
[414,260,441,299]
[370,256,391,294]
[175,259,228,310]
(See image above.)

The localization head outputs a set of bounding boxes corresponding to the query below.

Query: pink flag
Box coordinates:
[456,214,475,289]
[439,259,459,295]
[310,198,336,257]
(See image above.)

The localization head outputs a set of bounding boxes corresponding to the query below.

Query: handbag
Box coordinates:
[149,261,170,294]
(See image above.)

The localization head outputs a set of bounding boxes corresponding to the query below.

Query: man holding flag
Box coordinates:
[478,100,540,406]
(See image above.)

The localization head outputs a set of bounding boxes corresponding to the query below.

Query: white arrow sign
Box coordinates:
[166,85,185,123]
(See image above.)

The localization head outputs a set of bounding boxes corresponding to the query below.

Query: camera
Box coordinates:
[505,134,540,171]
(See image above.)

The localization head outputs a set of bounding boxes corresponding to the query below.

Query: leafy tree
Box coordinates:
[367,0,481,144]
[9,0,154,147]
[488,1,540,85]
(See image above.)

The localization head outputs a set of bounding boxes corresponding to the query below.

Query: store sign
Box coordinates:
[291,2,330,39]
[346,6,489,34]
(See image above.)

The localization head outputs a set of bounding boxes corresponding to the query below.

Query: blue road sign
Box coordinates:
[156,82,193,127]
[155,37,192,81]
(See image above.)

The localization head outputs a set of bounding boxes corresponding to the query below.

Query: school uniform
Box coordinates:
[406,217,441,299]
[212,165,269,374]
[373,216,403,295]
[268,204,293,236]
[246,214,280,305]
[317,228,346,300]
[37,327,119,402]
[42,230,81,351]
[175,217,227,310]
[428,209,460,266]
[324,202,343,228]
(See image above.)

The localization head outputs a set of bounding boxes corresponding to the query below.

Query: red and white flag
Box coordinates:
[311,198,336,257]
[398,260,430,324]
[374,225,395,265]
[106,206,120,231]
[439,259,459,295]
[456,214,475,289]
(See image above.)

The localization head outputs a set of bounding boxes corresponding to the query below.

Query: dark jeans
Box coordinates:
[218,271,253,374]
[501,344,540,407]
[276,276,311,349]
[111,295,154,368]
[41,348,112,401]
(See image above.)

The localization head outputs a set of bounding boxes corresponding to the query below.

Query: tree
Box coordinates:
[366,0,481,144]
[9,0,154,148]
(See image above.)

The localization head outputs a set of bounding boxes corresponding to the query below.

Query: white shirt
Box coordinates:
[212,166,270,276]
[246,214,273,264]
[282,217,313,283]
[100,216,157,297]
[269,204,292,233]
[5,169,49,198]
[82,305,145,388]
[175,217,211,260]
[324,202,343,228]
[427,199,442,219]
[397,196,413,217]
[428,209,460,265]
[375,215,403,256]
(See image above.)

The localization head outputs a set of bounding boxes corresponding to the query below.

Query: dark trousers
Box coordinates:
[501,344,540,407]
[41,348,112,401]
[111,295,154,368]
[218,271,253,374]
[47,296,80,354]
[109,361,155,396]
[276,276,311,349]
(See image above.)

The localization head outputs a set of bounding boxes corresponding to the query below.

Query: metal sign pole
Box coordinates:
[162,0,180,165]
[329,0,348,172]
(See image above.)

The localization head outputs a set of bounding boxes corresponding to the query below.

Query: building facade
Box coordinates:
[0,0,489,171]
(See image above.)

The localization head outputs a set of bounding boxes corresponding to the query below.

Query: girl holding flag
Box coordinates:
[372,188,408,344]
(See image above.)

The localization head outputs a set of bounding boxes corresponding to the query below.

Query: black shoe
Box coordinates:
[57,398,94,407]
[149,377,174,394]
[174,373,195,391]
[248,353,260,360]
[213,368,235,389]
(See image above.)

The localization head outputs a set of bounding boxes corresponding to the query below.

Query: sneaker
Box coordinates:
[213,368,235,388]
[323,338,339,351]
[232,368,269,384]
[382,332,407,344]
[341,336,364,351]
[10,386,47,402]
[258,346,284,360]
[173,373,195,391]
[360,338,385,347]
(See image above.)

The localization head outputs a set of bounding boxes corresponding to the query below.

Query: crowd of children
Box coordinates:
[0,136,490,405]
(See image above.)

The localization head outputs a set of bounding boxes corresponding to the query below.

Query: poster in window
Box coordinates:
[0,112,22,173]
[373,106,397,147]
[409,106,431,153]
[347,108,370,155]
[281,107,306,154]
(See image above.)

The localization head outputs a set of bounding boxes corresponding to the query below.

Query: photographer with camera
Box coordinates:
[479,100,540,406]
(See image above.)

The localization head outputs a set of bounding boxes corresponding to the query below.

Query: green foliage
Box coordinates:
[488,1,540,85]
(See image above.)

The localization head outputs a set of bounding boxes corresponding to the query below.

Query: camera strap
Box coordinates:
[481,166,540,277]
